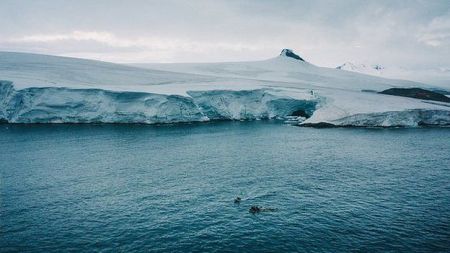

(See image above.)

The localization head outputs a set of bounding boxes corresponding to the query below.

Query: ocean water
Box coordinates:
[1,122,449,252]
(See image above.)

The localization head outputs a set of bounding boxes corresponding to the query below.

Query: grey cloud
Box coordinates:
[0,0,448,68]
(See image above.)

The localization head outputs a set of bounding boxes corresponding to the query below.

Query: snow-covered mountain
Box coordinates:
[1,50,449,127]
[336,62,385,76]
[336,62,450,89]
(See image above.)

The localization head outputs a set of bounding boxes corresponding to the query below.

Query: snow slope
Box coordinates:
[1,50,450,127]
[336,62,385,76]
[336,62,450,89]
[135,53,423,92]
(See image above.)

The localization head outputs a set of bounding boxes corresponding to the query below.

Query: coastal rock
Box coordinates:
[379,88,450,103]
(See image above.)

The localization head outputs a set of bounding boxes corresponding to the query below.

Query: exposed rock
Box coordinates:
[379,88,450,103]
[280,49,305,61]
[299,122,337,128]
[430,89,450,96]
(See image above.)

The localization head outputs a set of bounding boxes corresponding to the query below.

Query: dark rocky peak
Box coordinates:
[280,49,305,62]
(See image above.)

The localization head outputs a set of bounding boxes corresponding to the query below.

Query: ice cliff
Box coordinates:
[0,81,317,124]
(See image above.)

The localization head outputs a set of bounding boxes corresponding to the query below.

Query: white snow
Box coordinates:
[135,56,423,92]
[336,61,450,89]
[336,62,385,76]
[1,50,450,126]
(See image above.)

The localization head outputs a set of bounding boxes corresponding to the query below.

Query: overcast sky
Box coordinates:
[0,0,449,69]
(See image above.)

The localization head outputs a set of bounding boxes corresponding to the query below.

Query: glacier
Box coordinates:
[0,81,317,124]
[1,50,450,127]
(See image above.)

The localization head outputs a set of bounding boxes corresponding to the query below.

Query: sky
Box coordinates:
[0,0,449,69]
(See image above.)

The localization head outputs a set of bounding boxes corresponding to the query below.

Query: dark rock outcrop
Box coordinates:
[299,122,336,128]
[430,89,450,95]
[280,49,305,62]
[379,88,450,103]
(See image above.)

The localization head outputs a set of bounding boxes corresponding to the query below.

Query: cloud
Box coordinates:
[9,31,188,50]
[2,30,277,62]
[417,14,450,47]
[7,30,274,52]
[12,31,134,47]
[0,0,449,67]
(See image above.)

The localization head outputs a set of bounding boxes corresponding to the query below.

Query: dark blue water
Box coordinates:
[1,122,450,252]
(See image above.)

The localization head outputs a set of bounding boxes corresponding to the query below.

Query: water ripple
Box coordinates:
[1,122,449,252]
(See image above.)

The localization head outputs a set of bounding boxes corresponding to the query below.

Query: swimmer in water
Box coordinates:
[249,206,277,214]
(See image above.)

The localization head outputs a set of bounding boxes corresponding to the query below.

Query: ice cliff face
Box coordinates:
[187,89,316,120]
[328,110,450,127]
[2,79,449,127]
[0,81,317,124]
